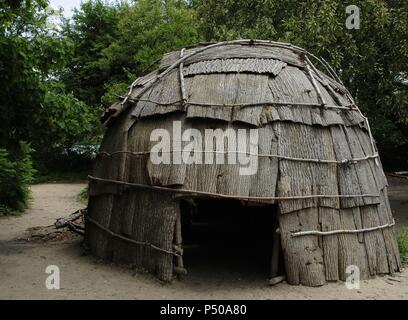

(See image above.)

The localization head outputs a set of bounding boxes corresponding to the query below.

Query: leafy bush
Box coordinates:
[35,81,96,151]
[77,186,89,204]
[0,204,15,216]
[101,81,129,107]
[0,0,71,157]
[0,142,35,215]
[31,81,99,181]
[398,227,408,264]
[32,144,96,183]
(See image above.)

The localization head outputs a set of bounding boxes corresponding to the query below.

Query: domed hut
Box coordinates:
[86,40,400,287]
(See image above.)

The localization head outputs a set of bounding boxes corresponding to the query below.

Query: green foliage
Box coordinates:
[398,227,408,263]
[32,142,96,183]
[98,0,199,106]
[115,0,199,69]
[28,81,98,178]
[61,0,199,111]
[35,81,95,151]
[77,186,89,204]
[101,80,129,107]
[61,0,125,108]
[0,204,15,216]
[0,0,71,150]
[0,142,35,215]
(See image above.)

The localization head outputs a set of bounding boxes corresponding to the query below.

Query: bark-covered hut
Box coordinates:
[85,40,400,287]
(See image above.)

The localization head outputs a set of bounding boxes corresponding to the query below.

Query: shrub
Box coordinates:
[77,186,89,204]
[32,144,96,183]
[0,142,35,215]
[398,227,408,264]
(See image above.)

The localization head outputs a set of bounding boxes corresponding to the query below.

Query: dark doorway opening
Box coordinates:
[179,198,284,282]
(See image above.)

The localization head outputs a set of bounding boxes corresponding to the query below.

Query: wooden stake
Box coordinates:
[270,213,281,278]
[174,210,186,279]
[268,275,286,286]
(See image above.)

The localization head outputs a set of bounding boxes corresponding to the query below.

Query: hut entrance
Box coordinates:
[177,198,284,282]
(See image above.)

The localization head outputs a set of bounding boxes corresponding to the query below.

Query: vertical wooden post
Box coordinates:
[270,226,281,278]
[269,212,286,286]
[173,210,187,278]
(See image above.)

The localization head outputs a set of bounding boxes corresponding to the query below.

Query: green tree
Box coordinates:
[0,0,69,151]
[99,0,200,106]
[35,81,94,151]
[31,81,97,179]
[0,0,90,211]
[61,0,124,109]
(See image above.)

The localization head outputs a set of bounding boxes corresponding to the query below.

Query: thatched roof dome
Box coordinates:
[86,40,400,287]
[102,40,361,127]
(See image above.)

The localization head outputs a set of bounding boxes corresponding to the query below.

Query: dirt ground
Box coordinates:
[0,178,408,300]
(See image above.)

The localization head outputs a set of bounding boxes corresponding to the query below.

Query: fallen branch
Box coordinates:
[55,209,85,229]
[66,221,85,235]
[268,275,286,286]
[387,173,408,180]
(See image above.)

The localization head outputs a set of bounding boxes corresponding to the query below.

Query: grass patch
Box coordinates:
[0,203,27,217]
[77,186,89,204]
[398,227,408,264]
[0,204,18,216]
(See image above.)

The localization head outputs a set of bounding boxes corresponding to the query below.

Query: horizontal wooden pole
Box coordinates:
[88,175,380,202]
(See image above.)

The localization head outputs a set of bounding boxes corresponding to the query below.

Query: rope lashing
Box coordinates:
[127,97,359,111]
[290,219,395,237]
[304,55,343,106]
[88,175,380,202]
[179,48,187,106]
[304,56,327,107]
[86,215,180,257]
[121,77,142,105]
[96,150,379,165]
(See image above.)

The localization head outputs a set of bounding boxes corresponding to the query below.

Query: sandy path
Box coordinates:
[0,184,85,241]
[0,181,407,300]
